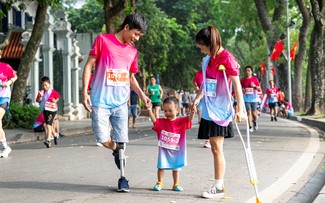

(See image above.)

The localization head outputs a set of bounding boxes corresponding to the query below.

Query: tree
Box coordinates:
[11,0,63,105]
[103,0,136,33]
[305,0,325,115]
[292,0,312,112]
[67,0,104,33]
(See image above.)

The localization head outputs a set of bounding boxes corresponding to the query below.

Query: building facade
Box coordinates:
[0,1,93,120]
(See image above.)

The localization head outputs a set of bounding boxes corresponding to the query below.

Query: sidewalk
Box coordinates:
[3,114,325,202]
[287,115,325,203]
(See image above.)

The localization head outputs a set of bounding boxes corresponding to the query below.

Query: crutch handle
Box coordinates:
[218,64,226,71]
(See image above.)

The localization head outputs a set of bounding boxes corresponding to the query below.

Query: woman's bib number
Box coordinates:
[45,102,57,112]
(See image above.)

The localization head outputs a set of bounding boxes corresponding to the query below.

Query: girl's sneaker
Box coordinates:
[172,184,184,191]
[202,187,224,199]
[153,182,164,191]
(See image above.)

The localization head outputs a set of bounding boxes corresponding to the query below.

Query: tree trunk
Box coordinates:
[11,4,48,105]
[304,65,312,112]
[306,0,325,115]
[292,0,312,112]
[254,0,286,89]
[104,0,127,33]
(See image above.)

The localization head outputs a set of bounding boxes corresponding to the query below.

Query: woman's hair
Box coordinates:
[118,13,148,33]
[196,25,222,57]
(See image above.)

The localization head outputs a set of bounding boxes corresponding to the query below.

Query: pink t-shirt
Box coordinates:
[33,113,45,128]
[36,89,60,111]
[152,117,192,169]
[202,50,240,126]
[89,34,138,108]
[0,62,16,98]
[240,76,260,102]
[266,87,278,103]
[193,70,203,88]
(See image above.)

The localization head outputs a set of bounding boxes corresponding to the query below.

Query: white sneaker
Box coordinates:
[249,127,254,133]
[96,142,103,147]
[204,140,211,148]
[202,187,224,199]
[1,147,12,158]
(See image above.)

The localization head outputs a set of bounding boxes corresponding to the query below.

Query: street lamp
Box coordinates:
[286,0,292,105]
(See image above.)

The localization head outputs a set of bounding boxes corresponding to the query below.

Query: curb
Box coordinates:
[288,115,325,203]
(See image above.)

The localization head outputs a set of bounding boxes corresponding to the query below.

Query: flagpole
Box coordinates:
[286,0,292,105]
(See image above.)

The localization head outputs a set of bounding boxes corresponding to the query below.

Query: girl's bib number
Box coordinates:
[158,130,180,151]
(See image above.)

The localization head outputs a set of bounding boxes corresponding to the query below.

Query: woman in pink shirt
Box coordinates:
[192,25,245,199]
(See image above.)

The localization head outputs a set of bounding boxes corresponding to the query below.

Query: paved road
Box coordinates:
[1,114,324,203]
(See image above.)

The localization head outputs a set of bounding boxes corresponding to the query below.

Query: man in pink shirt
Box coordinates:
[82,13,151,192]
[240,66,261,132]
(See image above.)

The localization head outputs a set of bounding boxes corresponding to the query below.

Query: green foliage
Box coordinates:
[8,103,41,129]
[66,0,104,33]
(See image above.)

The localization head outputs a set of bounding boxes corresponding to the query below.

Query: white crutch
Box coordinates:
[219,65,262,203]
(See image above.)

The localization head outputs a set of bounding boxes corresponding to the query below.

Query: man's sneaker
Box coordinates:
[253,122,258,131]
[1,147,12,158]
[53,135,58,145]
[202,187,224,199]
[271,117,274,122]
[204,140,211,148]
[153,182,164,191]
[249,127,254,133]
[117,176,129,192]
[44,140,51,148]
[274,117,277,121]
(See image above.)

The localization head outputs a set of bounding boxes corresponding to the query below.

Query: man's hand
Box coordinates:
[82,93,92,112]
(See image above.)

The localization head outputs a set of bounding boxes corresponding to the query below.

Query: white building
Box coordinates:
[0,1,95,120]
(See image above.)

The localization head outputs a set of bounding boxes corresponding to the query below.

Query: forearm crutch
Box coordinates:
[219,65,262,203]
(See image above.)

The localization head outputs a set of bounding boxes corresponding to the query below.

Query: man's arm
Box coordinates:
[82,56,96,112]
[130,73,151,109]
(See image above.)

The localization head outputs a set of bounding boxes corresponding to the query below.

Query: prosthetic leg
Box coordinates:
[114,143,129,192]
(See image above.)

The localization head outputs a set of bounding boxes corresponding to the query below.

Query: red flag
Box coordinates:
[272,66,276,76]
[270,40,284,61]
[290,40,298,60]
[260,62,266,76]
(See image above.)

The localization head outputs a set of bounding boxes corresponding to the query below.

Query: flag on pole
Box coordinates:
[270,40,284,61]
[290,40,298,60]
[261,62,266,76]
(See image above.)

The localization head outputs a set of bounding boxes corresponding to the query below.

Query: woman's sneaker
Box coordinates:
[202,187,224,199]
[204,140,211,148]
[153,182,164,191]
[1,146,12,158]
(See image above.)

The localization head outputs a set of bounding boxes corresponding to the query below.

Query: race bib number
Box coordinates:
[45,101,57,112]
[205,79,217,97]
[270,93,276,98]
[158,130,180,151]
[106,69,129,86]
[245,87,254,95]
